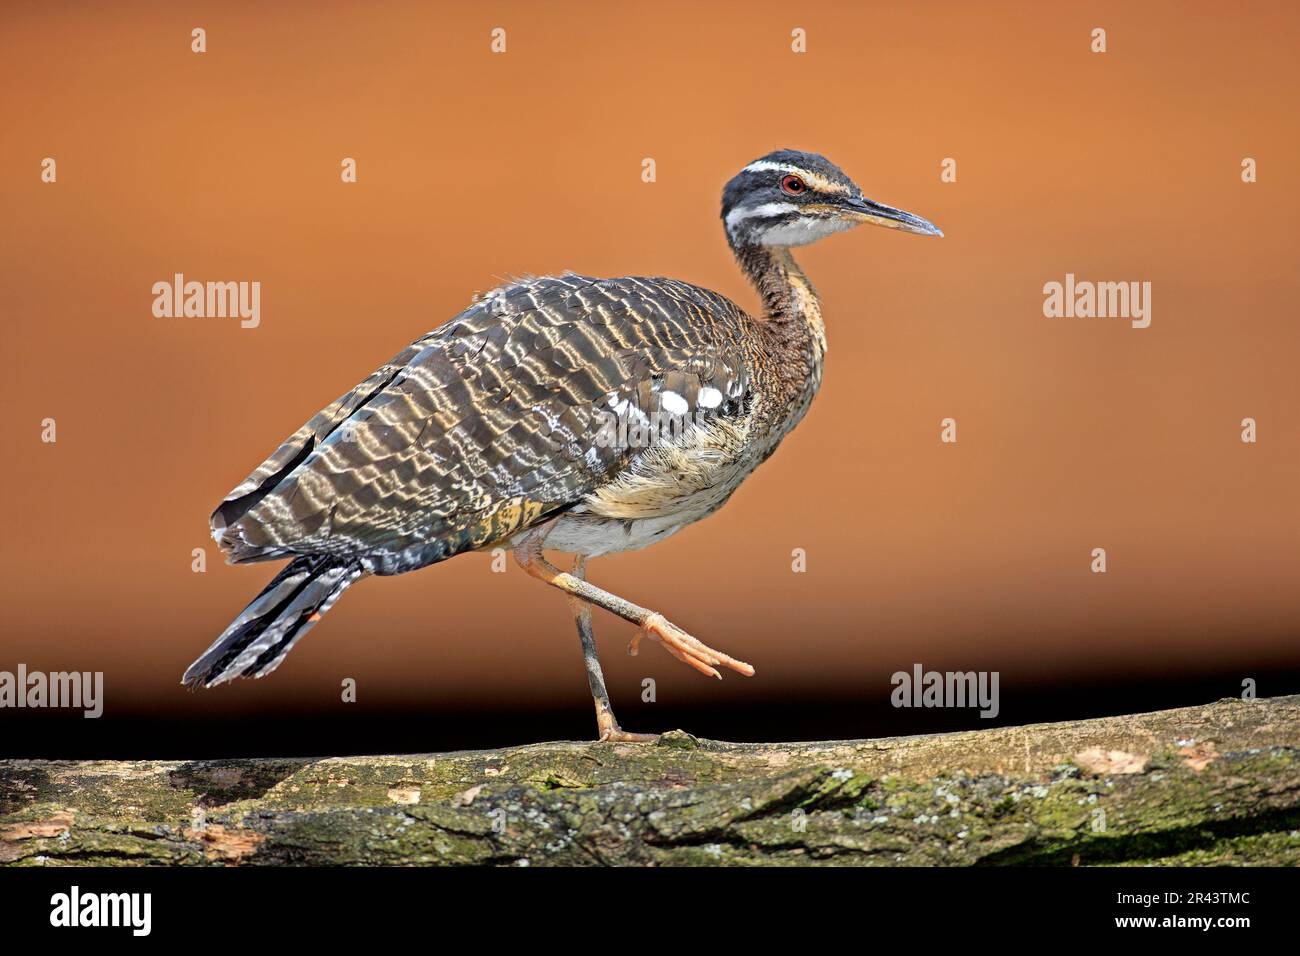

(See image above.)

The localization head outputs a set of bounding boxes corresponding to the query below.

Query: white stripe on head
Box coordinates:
[740,161,850,195]
[725,201,797,234]
[741,161,808,176]
[755,216,854,247]
[726,200,853,246]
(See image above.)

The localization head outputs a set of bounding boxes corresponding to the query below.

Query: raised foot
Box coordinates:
[628,612,756,680]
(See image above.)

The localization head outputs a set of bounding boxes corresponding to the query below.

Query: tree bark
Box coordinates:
[2,695,1297,866]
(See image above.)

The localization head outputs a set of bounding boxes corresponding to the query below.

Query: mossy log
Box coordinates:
[2,696,1297,866]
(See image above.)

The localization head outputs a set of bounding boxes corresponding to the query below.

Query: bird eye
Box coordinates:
[780,174,807,196]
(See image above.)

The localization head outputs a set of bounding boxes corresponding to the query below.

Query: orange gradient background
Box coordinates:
[2,1,1297,747]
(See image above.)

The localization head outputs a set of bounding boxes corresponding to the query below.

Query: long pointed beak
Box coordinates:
[841,196,943,237]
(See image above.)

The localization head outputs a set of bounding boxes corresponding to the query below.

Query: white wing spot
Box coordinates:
[661,391,689,416]
[698,386,723,409]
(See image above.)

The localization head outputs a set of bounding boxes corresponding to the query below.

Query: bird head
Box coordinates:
[721,149,942,249]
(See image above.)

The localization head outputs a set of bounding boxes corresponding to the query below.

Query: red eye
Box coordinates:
[780,174,806,195]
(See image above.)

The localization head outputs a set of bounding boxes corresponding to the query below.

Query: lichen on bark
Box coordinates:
[2,696,1297,866]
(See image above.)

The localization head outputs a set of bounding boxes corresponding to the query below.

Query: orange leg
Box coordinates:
[514,532,754,741]
[627,613,755,680]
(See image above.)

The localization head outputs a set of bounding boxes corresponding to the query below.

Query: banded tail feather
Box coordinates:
[182,555,365,688]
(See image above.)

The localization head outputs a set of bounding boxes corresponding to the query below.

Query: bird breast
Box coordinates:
[531,413,762,557]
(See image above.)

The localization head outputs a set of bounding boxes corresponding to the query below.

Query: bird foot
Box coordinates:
[591,700,659,743]
[598,728,660,743]
[628,612,755,680]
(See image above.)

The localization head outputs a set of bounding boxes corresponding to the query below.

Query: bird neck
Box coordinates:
[733,242,827,399]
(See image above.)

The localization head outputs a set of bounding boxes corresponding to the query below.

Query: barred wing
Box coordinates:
[211,274,756,575]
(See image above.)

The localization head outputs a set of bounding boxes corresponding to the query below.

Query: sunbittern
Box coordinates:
[183,150,942,741]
